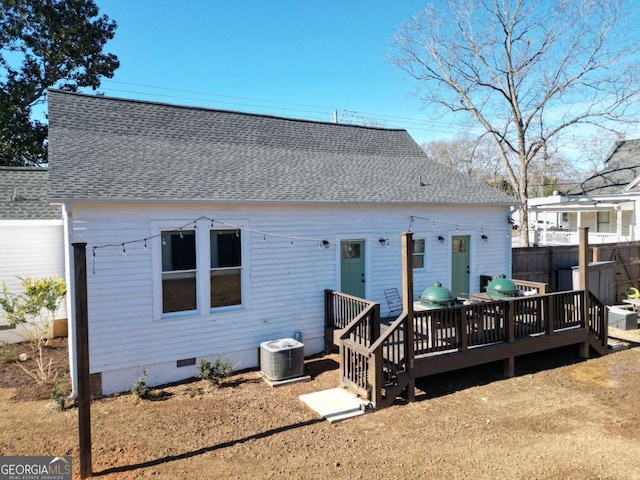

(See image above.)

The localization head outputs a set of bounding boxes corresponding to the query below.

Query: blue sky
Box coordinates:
[87,1,455,145]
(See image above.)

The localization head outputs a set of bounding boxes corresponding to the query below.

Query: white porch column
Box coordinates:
[616,206,622,242]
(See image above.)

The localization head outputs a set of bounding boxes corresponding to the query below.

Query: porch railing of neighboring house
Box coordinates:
[530,230,631,246]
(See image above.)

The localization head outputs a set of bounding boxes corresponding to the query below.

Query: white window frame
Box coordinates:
[209,228,244,311]
[152,220,247,321]
[160,229,198,315]
[412,238,426,270]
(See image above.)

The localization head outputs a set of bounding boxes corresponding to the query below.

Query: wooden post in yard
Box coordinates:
[578,228,590,359]
[73,242,92,479]
[401,232,415,402]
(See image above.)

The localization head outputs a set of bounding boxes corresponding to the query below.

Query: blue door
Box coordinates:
[451,235,470,297]
[340,240,365,298]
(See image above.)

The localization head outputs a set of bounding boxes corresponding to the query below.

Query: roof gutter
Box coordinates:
[48,197,520,208]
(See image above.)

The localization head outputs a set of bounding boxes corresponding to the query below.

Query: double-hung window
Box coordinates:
[161,230,197,314]
[159,226,244,317]
[210,229,242,308]
[412,238,426,269]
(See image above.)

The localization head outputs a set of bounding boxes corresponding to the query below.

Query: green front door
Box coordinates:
[451,235,470,297]
[341,240,365,298]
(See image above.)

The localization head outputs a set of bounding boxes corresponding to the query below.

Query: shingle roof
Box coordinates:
[0,166,62,220]
[567,139,640,195]
[47,90,516,206]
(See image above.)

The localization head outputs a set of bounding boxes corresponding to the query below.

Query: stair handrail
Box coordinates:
[368,312,408,353]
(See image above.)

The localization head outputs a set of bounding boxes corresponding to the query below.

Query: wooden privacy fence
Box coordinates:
[325,288,608,408]
[513,241,640,303]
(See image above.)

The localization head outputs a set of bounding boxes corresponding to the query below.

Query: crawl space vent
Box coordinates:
[260,338,304,381]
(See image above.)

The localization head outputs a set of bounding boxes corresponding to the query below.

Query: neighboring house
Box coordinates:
[0,166,66,344]
[47,90,517,395]
[527,139,640,246]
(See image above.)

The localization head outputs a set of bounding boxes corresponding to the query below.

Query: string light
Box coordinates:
[88,215,333,273]
[409,215,514,234]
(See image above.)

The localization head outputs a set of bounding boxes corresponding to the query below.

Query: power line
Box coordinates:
[94,79,632,142]
[97,79,468,135]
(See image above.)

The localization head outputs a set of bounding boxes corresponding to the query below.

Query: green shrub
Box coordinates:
[0,342,17,364]
[0,276,66,383]
[50,376,70,412]
[197,355,233,386]
[131,366,149,399]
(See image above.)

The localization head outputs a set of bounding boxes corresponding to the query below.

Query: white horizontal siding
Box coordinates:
[0,222,67,343]
[67,203,510,392]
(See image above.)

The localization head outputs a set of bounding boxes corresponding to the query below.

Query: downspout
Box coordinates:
[63,203,78,401]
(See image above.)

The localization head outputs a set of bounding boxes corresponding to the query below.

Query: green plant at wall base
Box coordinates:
[50,376,71,412]
[0,342,17,364]
[197,355,233,386]
[131,366,150,399]
[0,277,66,383]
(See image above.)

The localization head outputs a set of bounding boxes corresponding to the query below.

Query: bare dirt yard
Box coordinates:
[1,329,640,480]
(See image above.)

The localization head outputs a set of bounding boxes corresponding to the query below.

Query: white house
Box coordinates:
[526,139,640,246]
[47,90,517,395]
[0,166,66,344]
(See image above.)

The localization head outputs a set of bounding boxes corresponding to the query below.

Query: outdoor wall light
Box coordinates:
[321,240,330,249]
[379,237,389,247]
[438,235,445,243]
[481,234,489,241]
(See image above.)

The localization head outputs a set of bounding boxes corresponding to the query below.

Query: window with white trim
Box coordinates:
[413,238,425,269]
[597,211,610,233]
[210,229,242,308]
[161,230,197,314]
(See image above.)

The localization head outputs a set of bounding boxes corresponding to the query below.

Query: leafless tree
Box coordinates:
[391,0,640,246]
[421,135,506,188]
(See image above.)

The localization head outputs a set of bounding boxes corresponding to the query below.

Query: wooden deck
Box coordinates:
[324,287,609,409]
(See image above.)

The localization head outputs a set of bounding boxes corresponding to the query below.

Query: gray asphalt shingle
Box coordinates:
[567,139,640,195]
[0,166,62,220]
[47,90,516,206]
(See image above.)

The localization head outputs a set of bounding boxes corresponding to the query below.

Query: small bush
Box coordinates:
[0,342,17,364]
[197,355,233,386]
[50,376,70,412]
[131,366,149,399]
[0,276,66,383]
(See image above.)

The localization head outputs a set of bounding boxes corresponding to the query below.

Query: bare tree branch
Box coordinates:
[390,0,640,245]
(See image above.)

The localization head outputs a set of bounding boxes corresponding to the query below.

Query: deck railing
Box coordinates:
[324,290,380,399]
[588,291,608,352]
[412,291,588,356]
[512,278,551,294]
[325,288,608,408]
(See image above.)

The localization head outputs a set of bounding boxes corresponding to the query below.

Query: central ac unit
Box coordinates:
[260,338,304,381]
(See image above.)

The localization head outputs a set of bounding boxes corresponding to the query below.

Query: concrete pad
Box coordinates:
[256,372,311,387]
[299,388,371,424]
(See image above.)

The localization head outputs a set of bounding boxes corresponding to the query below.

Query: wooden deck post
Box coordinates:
[504,300,515,377]
[73,242,92,479]
[401,232,415,402]
[578,227,590,359]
